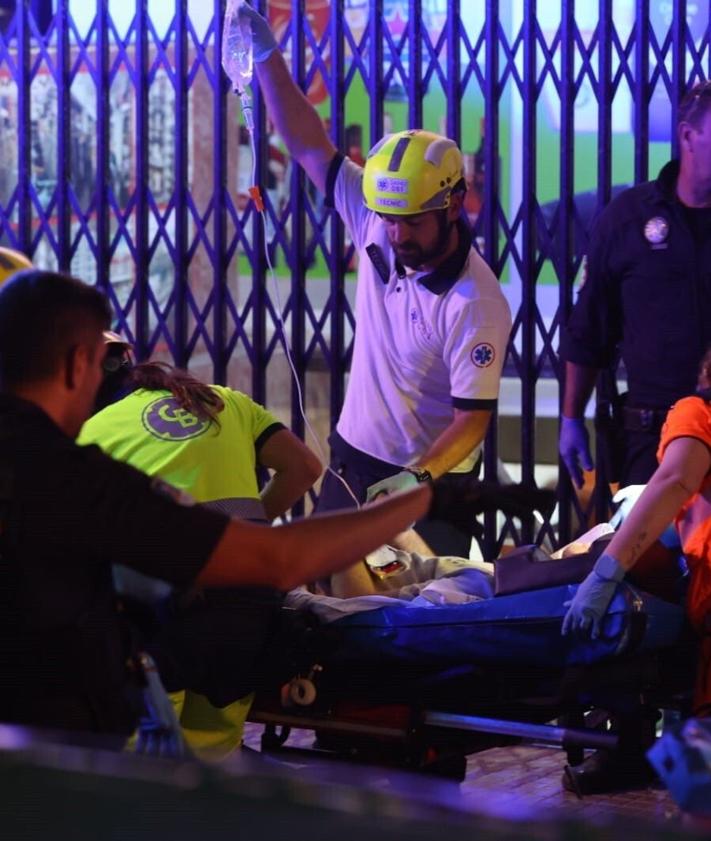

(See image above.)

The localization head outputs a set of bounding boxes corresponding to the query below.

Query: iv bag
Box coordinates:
[222,0,253,94]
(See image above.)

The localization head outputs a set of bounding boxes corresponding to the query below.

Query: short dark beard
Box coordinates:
[395,210,454,269]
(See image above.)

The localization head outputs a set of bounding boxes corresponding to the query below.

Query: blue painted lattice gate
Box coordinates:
[0,0,708,550]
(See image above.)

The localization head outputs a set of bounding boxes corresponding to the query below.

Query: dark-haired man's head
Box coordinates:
[0,270,112,435]
[678,80,711,132]
[678,80,711,207]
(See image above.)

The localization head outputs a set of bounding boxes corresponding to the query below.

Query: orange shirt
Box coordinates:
[657,396,711,628]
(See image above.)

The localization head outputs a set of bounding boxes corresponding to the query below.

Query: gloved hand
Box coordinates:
[559,416,593,489]
[366,469,421,502]
[561,552,625,639]
[239,3,279,63]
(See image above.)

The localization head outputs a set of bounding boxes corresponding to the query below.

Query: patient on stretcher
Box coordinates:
[298,499,687,627]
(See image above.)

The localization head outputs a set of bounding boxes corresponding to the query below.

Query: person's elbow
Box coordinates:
[301,449,323,488]
[651,463,700,501]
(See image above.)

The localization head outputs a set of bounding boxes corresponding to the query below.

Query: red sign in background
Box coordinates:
[268,1,331,105]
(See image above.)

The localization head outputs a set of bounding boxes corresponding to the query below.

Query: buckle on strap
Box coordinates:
[622,406,667,433]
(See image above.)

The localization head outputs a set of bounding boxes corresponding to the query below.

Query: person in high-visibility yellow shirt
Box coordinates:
[79,355,322,760]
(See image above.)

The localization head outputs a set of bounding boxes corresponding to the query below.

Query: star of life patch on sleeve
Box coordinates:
[471,342,496,368]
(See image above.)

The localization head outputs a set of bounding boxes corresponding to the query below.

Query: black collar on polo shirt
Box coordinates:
[394,217,473,295]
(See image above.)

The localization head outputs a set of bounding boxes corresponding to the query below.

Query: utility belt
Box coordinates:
[621,405,669,434]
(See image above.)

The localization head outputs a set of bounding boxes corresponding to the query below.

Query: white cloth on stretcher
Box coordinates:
[286,547,495,624]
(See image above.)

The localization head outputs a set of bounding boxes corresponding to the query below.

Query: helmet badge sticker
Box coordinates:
[376,176,409,194]
[471,342,495,368]
[375,197,408,209]
[644,216,669,247]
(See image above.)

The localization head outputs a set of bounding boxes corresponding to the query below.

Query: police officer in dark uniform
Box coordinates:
[560,80,711,488]
[0,269,433,742]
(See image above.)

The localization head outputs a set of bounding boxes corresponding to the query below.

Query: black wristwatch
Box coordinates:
[406,467,433,484]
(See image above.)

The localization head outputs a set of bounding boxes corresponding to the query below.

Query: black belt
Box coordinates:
[622,406,668,433]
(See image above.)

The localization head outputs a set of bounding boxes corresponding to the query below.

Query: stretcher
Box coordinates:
[248,582,696,781]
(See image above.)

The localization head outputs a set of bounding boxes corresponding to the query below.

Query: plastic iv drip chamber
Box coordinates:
[222,0,254,130]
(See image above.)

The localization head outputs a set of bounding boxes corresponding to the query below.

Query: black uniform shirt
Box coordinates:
[0,394,228,733]
[561,160,711,409]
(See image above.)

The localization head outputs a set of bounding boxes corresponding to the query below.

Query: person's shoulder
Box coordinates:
[454,249,506,301]
[339,154,363,182]
[209,383,232,401]
[660,395,711,451]
[669,394,711,420]
[211,387,276,427]
[334,156,364,199]
[595,179,658,231]
[41,433,150,496]
[212,385,258,412]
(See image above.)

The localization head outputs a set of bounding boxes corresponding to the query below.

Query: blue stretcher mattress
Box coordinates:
[321,583,686,669]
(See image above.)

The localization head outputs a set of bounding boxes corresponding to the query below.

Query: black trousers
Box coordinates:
[621,428,664,486]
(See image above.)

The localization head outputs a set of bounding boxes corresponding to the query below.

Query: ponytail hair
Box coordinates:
[128,361,224,424]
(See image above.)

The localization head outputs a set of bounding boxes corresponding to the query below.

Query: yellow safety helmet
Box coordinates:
[0,247,32,286]
[362,129,465,215]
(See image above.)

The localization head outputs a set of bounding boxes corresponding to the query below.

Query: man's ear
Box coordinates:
[64,344,88,390]
[678,121,695,155]
[447,191,464,222]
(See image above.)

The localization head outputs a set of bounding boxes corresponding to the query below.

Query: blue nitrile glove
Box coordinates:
[239,3,279,63]
[559,416,593,489]
[561,552,626,639]
[366,469,422,503]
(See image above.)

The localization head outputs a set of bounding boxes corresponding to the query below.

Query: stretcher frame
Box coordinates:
[248,641,695,781]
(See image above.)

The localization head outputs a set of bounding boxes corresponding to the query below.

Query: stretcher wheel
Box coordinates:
[289,678,317,706]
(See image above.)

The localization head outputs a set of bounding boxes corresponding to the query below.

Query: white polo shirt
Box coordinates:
[328,155,512,472]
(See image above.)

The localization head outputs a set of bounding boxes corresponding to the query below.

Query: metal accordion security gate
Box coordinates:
[0,0,708,550]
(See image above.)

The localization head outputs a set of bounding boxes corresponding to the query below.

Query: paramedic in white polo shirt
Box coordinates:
[241,5,512,554]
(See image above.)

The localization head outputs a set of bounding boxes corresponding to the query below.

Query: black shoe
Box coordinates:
[563,749,656,796]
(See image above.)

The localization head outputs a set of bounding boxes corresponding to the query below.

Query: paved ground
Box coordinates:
[242,723,684,832]
[458,744,678,823]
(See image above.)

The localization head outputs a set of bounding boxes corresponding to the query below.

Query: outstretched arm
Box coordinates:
[562,434,710,637]
[365,409,491,503]
[242,5,337,193]
[415,408,492,479]
[196,484,432,592]
[604,436,710,570]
